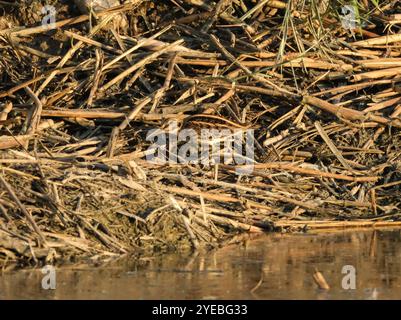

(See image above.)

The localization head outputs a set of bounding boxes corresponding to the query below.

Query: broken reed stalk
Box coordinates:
[0,2,137,37]
[99,39,184,92]
[275,220,401,230]
[303,96,400,127]
[0,175,47,245]
[313,269,330,290]
[221,163,378,182]
[352,34,401,47]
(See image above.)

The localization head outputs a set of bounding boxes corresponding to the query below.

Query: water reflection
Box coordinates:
[1,228,401,299]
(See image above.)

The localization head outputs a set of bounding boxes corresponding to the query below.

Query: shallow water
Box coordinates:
[1,228,401,300]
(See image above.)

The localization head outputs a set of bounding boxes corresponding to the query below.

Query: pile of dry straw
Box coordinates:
[0,0,401,264]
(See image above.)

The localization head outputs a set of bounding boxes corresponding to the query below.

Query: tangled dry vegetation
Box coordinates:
[0,0,401,265]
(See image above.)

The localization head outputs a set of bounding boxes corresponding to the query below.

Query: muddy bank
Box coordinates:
[0,0,401,266]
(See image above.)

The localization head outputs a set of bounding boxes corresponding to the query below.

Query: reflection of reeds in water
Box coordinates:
[1,230,401,299]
